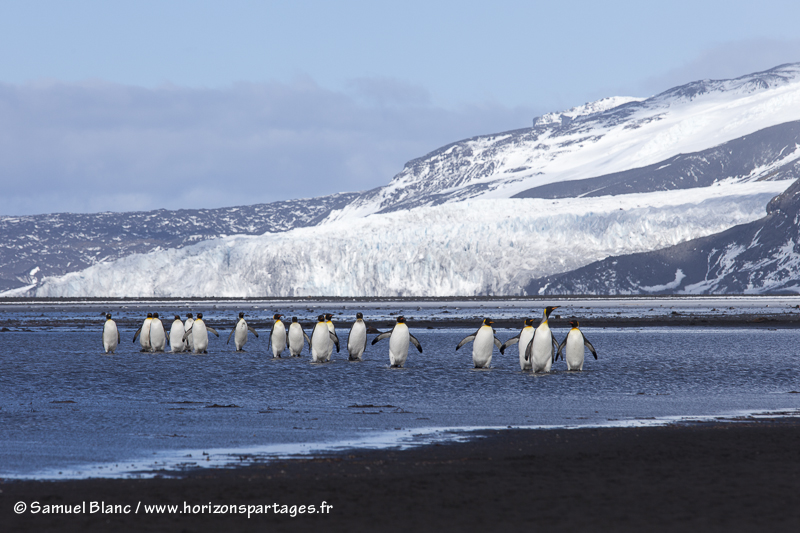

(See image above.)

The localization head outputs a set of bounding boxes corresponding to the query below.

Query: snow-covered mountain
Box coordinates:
[6,63,800,297]
[527,177,800,295]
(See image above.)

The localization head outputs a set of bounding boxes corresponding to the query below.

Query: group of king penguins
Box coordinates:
[457,306,597,372]
[102,306,596,371]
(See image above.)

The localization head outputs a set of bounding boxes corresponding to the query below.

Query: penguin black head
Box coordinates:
[174,315,181,321]
[483,318,494,326]
[325,313,333,321]
[273,313,283,320]
[239,312,245,318]
[197,313,203,319]
[524,318,534,327]
[544,306,559,318]
[397,316,406,323]
[153,312,159,319]
[292,317,298,323]
[105,313,112,320]
[570,320,580,328]
[356,312,363,319]
[317,314,326,322]
[186,313,193,319]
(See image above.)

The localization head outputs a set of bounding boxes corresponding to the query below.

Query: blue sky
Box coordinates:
[2,0,800,215]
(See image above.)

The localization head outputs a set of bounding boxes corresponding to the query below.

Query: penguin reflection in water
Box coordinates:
[556,321,597,371]
[183,313,219,354]
[456,318,502,368]
[226,312,259,352]
[523,306,561,373]
[310,314,340,363]
[371,316,422,368]
[102,313,120,354]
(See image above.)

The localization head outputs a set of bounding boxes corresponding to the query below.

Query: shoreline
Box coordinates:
[3,416,800,532]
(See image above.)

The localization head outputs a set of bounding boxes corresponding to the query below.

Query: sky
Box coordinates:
[2,0,800,216]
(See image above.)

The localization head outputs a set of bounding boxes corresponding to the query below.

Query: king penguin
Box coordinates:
[102,313,120,354]
[371,316,422,368]
[288,317,310,357]
[226,312,258,352]
[556,320,598,371]
[500,318,536,371]
[132,313,153,352]
[347,312,368,361]
[524,306,561,373]
[184,313,195,352]
[310,314,339,362]
[456,318,502,368]
[149,312,168,352]
[169,315,186,353]
[269,314,286,358]
[183,312,219,354]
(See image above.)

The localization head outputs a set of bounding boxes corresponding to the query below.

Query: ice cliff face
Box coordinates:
[14,182,788,297]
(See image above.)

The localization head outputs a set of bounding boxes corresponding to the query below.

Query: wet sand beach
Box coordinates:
[4,417,800,532]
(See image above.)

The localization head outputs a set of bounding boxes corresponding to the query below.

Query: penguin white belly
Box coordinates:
[531,325,553,373]
[389,325,410,367]
[149,319,166,352]
[140,320,152,351]
[311,325,331,362]
[271,323,286,357]
[518,328,534,370]
[472,327,495,368]
[103,322,118,353]
[192,321,209,353]
[347,322,367,360]
[234,321,249,351]
[565,330,585,371]
[184,319,194,351]
[288,324,304,356]
[169,321,185,352]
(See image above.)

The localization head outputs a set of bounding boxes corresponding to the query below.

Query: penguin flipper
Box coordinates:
[226,327,235,345]
[409,334,423,353]
[499,334,519,355]
[372,331,391,345]
[133,327,142,343]
[303,331,312,350]
[550,332,559,362]
[329,331,340,352]
[182,326,193,342]
[524,337,533,362]
[556,338,567,361]
[207,327,219,337]
[493,337,503,349]
[248,326,259,337]
[583,336,598,359]
[117,330,121,344]
[455,333,476,351]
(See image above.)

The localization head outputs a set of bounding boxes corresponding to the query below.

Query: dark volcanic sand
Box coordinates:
[3,419,800,532]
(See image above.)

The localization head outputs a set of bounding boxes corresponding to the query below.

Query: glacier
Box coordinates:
[14,180,791,298]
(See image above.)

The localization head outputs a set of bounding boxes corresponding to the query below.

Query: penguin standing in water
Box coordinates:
[288,317,310,357]
[371,316,422,368]
[184,313,195,352]
[556,321,597,371]
[149,312,168,352]
[456,318,502,368]
[169,315,186,353]
[183,312,219,354]
[524,306,561,373]
[132,313,153,351]
[310,314,339,362]
[269,314,287,358]
[347,312,368,361]
[102,313,120,354]
[500,318,536,371]
[226,312,259,352]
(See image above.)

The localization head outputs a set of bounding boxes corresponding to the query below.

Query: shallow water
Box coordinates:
[1,300,799,479]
